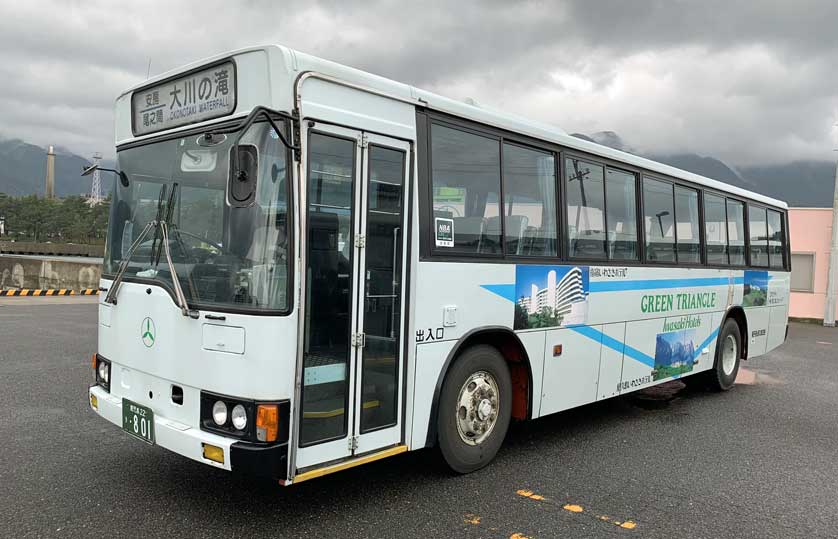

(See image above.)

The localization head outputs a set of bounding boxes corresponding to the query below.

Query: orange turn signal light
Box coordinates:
[553,344,563,357]
[256,404,279,442]
[91,353,97,369]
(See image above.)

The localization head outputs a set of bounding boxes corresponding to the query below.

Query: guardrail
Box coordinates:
[1,288,98,296]
[0,241,104,257]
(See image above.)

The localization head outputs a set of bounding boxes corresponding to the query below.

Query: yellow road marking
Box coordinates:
[464,514,481,525]
[510,534,531,539]
[516,488,637,531]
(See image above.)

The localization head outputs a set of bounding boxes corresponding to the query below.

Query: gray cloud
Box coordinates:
[0,0,836,166]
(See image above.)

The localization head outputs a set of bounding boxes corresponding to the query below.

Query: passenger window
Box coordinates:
[749,205,769,267]
[566,158,606,258]
[605,168,638,260]
[704,193,728,265]
[674,186,701,264]
[502,143,557,256]
[431,124,501,254]
[643,177,676,262]
[726,200,746,266]
[767,210,785,269]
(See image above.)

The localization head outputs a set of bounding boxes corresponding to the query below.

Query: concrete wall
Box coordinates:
[788,207,835,320]
[0,241,104,257]
[0,255,101,290]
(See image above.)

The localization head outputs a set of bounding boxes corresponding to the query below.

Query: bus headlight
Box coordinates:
[97,361,109,383]
[200,391,289,443]
[231,404,247,430]
[212,400,228,426]
[94,355,111,393]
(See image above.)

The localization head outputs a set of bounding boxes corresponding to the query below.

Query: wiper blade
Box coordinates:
[159,220,199,319]
[149,184,168,267]
[104,220,157,305]
[106,182,198,319]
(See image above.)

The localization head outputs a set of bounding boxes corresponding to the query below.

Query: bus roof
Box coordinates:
[117,44,787,210]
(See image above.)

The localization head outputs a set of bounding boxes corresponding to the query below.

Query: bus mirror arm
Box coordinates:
[205,106,300,181]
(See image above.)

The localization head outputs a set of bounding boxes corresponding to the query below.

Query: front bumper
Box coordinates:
[89,385,287,479]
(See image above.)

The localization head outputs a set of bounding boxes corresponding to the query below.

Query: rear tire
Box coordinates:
[707,318,742,391]
[437,345,512,474]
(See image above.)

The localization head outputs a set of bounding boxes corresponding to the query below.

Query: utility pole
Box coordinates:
[824,131,838,327]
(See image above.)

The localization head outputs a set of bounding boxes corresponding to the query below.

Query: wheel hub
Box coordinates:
[456,371,500,446]
[721,334,738,376]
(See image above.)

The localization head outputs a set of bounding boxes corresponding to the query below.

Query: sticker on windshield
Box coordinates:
[435,217,454,247]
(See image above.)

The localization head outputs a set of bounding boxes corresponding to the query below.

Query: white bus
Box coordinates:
[88,45,790,483]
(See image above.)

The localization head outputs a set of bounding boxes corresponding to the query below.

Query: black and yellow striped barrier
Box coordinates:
[1,288,98,297]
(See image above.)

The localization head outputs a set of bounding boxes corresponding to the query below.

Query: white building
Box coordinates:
[518,268,588,324]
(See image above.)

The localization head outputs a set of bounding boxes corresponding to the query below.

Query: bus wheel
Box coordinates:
[437,345,512,473]
[708,318,742,391]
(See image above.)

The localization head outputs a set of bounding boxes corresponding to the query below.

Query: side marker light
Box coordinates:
[202,443,224,464]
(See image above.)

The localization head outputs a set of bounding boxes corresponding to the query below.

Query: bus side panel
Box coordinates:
[620,311,718,392]
[597,323,626,401]
[516,331,546,420]
[538,326,602,417]
[410,340,456,450]
[766,271,790,353]
[745,308,769,357]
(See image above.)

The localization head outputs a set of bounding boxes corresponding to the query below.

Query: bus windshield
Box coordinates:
[105,120,291,312]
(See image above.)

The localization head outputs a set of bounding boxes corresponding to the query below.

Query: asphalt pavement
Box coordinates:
[1,300,836,538]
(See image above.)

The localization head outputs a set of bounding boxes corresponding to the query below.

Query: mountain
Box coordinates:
[0,132,833,207]
[572,131,833,207]
[0,138,109,197]
[737,161,835,207]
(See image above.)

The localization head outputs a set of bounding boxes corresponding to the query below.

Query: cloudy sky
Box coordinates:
[2,0,837,166]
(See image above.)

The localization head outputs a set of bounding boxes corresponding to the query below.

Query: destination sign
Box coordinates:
[131,61,236,136]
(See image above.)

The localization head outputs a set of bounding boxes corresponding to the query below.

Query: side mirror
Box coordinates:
[229,144,257,207]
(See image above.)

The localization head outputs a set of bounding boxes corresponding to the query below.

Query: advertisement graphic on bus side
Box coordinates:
[513,265,589,330]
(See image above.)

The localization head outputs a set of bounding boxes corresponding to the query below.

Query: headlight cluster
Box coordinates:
[200,392,288,444]
[94,354,111,392]
[210,400,249,430]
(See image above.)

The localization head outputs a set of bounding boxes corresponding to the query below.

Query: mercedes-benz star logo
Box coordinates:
[141,317,156,348]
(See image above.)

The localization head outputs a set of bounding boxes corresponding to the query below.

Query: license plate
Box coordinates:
[122,399,155,444]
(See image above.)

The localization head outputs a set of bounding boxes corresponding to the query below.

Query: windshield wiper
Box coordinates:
[104,183,199,319]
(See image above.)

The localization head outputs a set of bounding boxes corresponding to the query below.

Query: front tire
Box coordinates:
[708,318,742,391]
[437,345,512,474]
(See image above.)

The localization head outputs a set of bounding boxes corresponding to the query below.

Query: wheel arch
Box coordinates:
[723,306,749,360]
[424,326,533,448]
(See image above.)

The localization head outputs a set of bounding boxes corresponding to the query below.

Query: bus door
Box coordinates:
[296,124,410,469]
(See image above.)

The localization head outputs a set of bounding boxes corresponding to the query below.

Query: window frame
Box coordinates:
[702,191,729,266]
[641,174,679,266]
[747,203,770,268]
[502,139,561,259]
[790,252,815,293]
[427,119,504,259]
[564,155,607,260]
[561,150,643,264]
[766,208,786,270]
[724,197,748,268]
[673,183,704,266]
[604,165,641,262]
[417,109,789,271]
